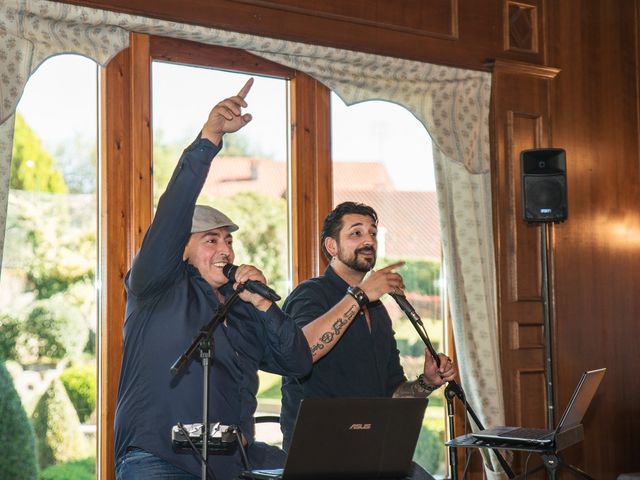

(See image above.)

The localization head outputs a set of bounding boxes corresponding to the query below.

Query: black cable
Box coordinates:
[234,427,258,480]
[176,423,217,480]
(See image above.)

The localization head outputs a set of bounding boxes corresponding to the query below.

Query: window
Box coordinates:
[151,61,291,442]
[1,55,98,478]
[331,93,446,476]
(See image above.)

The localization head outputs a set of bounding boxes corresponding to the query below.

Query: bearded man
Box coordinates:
[280,201,456,479]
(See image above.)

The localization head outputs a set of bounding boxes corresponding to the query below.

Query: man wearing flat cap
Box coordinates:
[114,79,312,480]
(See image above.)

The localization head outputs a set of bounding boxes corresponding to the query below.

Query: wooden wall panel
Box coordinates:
[547,1,640,477]
[516,369,546,428]
[491,60,559,473]
[232,0,459,39]
[507,112,543,303]
[503,0,542,55]
[58,0,545,69]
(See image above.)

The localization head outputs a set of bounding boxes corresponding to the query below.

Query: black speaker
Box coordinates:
[521,148,567,223]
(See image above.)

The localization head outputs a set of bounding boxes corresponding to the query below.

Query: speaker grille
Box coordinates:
[527,178,564,208]
[523,176,567,222]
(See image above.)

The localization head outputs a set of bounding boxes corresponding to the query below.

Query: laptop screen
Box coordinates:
[283,397,428,479]
[555,368,606,434]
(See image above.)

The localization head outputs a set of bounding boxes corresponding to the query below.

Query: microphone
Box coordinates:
[222,264,281,302]
[389,292,440,367]
[389,292,422,324]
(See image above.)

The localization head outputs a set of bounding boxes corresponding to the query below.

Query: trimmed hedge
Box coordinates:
[40,457,95,480]
[31,377,91,469]
[0,362,39,479]
[60,362,96,423]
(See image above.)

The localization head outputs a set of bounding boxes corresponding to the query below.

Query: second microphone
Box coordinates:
[222,264,281,302]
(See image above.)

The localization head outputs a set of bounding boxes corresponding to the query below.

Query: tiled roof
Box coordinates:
[202,157,395,197]
[203,157,287,198]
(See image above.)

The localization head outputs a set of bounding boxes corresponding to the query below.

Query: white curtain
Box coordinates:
[0,0,505,475]
[434,149,506,478]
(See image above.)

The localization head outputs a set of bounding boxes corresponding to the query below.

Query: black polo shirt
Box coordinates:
[280,265,406,450]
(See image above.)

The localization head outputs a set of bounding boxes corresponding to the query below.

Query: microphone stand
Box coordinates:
[171,290,242,480]
[390,294,515,479]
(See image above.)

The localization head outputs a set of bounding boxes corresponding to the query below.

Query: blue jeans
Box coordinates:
[116,448,198,480]
[116,444,285,480]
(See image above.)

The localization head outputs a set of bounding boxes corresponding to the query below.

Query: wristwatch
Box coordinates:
[346,285,369,308]
[416,374,438,393]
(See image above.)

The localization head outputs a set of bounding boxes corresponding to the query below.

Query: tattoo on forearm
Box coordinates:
[393,381,431,398]
[310,343,324,356]
[345,305,357,320]
[320,331,335,344]
[312,305,359,358]
[332,318,347,335]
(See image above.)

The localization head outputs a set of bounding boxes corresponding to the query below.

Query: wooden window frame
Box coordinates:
[100,32,331,479]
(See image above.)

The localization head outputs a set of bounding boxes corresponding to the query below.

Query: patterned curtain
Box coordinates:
[434,149,506,478]
[0,1,504,475]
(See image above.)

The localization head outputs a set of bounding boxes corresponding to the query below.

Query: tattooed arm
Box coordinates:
[392,352,456,397]
[300,264,406,363]
[392,379,437,398]
[300,295,361,362]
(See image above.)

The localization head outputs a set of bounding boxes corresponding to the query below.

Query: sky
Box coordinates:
[17,54,436,191]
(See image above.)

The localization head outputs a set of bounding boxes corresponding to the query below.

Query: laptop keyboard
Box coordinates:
[500,427,551,439]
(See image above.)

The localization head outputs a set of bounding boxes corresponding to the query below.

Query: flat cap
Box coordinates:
[191,205,239,233]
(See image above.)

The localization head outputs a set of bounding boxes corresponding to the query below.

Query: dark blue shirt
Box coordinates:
[114,137,312,479]
[280,265,406,450]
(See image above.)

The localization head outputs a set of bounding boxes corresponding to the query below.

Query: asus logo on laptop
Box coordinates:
[348,423,372,430]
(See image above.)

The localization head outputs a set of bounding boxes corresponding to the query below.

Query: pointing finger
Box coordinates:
[380,261,405,272]
[237,78,254,99]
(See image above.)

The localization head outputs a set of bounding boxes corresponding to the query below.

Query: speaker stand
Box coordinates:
[540,222,555,429]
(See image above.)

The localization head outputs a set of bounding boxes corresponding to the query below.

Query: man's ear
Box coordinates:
[183,237,192,262]
[324,237,337,258]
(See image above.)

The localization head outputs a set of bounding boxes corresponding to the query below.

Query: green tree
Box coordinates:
[0,362,39,479]
[23,294,88,361]
[0,314,21,361]
[11,113,67,193]
[152,131,183,206]
[2,192,96,364]
[384,258,441,295]
[10,192,96,300]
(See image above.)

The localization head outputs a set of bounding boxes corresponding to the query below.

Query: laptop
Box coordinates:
[471,368,606,447]
[242,397,428,479]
